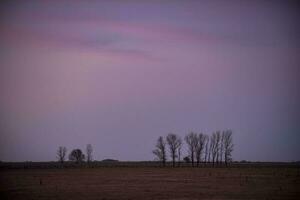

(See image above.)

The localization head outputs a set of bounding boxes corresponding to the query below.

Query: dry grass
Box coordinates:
[1,167,299,200]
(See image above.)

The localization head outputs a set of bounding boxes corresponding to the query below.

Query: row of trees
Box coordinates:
[57,144,93,164]
[153,130,234,167]
[56,131,233,167]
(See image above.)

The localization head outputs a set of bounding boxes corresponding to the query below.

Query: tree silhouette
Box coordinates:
[204,134,209,163]
[210,132,218,166]
[57,146,67,164]
[215,131,221,164]
[152,136,167,167]
[195,133,206,167]
[220,131,225,163]
[86,144,93,163]
[177,137,182,167]
[69,149,85,163]
[185,132,198,167]
[166,133,182,167]
[223,130,234,166]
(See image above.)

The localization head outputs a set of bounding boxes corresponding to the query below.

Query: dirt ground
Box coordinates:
[1,167,299,200]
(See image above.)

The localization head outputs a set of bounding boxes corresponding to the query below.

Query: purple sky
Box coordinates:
[0,0,299,162]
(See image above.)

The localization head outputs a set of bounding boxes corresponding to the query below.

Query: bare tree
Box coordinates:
[152,136,167,167]
[185,132,198,167]
[208,136,212,163]
[223,130,234,166]
[69,149,85,163]
[195,133,206,167]
[166,133,181,167]
[204,134,209,163]
[177,137,182,167]
[220,131,225,164]
[86,144,93,163]
[57,146,67,164]
[215,131,221,164]
[210,132,218,166]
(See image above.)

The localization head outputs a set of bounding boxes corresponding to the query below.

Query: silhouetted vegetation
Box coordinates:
[86,144,93,164]
[166,133,182,167]
[152,136,167,167]
[195,133,205,167]
[153,130,234,167]
[185,132,198,167]
[69,149,85,163]
[223,130,234,166]
[183,156,190,163]
[57,146,67,164]
[51,130,234,168]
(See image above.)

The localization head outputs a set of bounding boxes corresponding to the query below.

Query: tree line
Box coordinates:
[153,130,234,167]
[56,130,233,167]
[56,144,93,164]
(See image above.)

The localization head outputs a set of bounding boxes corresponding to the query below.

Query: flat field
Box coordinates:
[1,166,299,200]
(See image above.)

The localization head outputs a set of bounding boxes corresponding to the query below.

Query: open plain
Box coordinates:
[1,165,299,200]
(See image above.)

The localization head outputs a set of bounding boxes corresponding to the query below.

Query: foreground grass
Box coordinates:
[0,167,299,200]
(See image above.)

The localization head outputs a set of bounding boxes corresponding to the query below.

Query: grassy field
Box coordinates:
[1,166,299,200]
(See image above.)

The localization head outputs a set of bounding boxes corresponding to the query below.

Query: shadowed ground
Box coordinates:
[1,167,299,200]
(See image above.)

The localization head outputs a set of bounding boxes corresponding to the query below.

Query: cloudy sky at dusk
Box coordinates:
[0,0,299,162]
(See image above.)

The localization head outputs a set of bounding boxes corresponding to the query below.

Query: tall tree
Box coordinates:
[208,135,213,163]
[86,144,93,163]
[185,132,198,167]
[177,137,182,167]
[57,146,67,164]
[223,130,234,166]
[166,133,181,167]
[69,149,85,163]
[220,131,225,164]
[215,131,221,164]
[204,135,209,163]
[210,132,218,166]
[152,136,167,167]
[195,133,206,166]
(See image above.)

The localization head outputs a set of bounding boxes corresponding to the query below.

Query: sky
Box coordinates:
[0,0,299,162]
